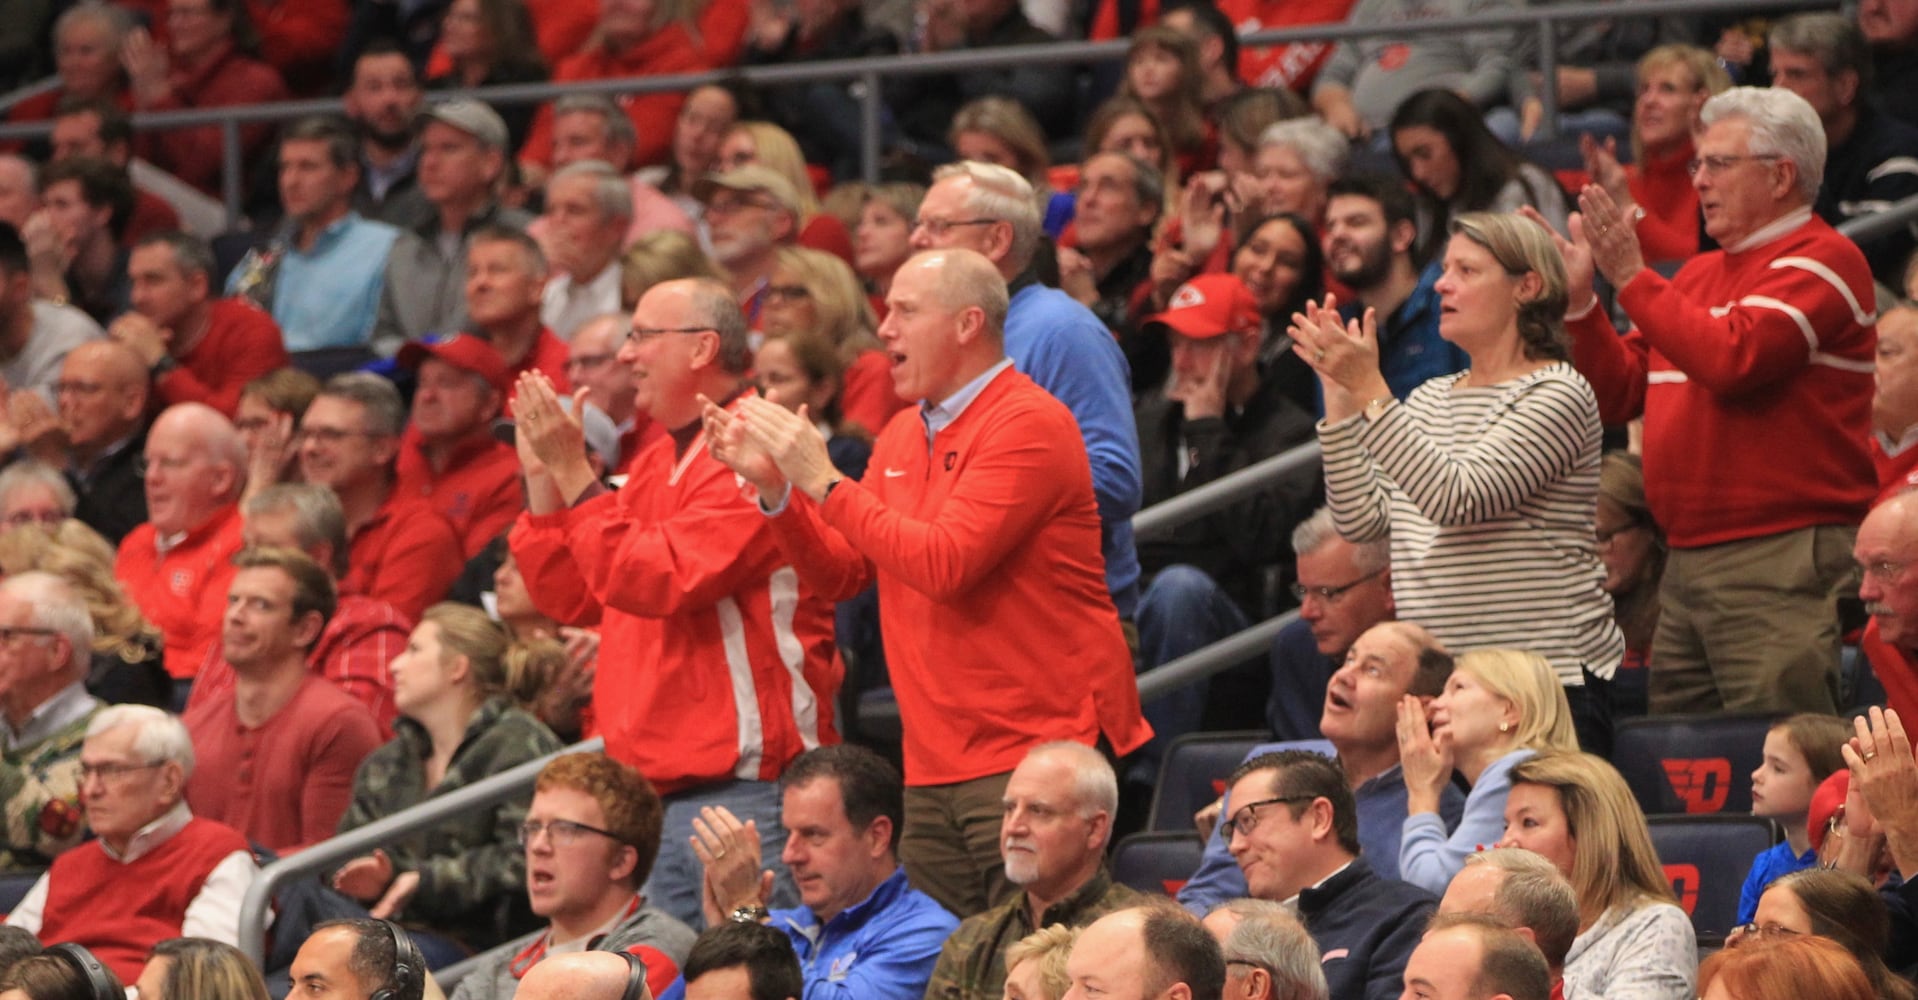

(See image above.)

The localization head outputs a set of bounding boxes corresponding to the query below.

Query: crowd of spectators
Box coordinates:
[1,0,1917,997]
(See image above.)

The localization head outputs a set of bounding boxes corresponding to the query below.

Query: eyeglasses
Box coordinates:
[78,760,165,783]
[1,510,65,529]
[518,818,623,848]
[0,626,58,647]
[626,326,715,345]
[1732,922,1802,938]
[764,284,812,304]
[1686,153,1781,177]
[1219,795,1319,840]
[911,217,998,238]
[1289,569,1385,604]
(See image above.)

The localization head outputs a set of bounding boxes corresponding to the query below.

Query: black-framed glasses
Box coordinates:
[911,217,998,238]
[518,818,623,848]
[1220,795,1319,840]
[1289,569,1385,604]
[626,326,716,345]
[78,760,166,783]
[0,626,59,647]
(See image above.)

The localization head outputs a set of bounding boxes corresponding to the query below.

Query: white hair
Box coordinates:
[1258,118,1350,185]
[87,705,195,777]
[0,460,77,517]
[1027,740,1118,834]
[1699,86,1826,202]
[931,161,1043,272]
[0,572,92,676]
[551,159,634,222]
[1224,909,1329,1000]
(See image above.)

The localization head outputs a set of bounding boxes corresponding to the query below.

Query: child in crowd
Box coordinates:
[1737,713,1851,923]
[1119,27,1209,175]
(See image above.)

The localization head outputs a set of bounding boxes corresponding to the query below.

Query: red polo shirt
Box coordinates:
[115,505,246,679]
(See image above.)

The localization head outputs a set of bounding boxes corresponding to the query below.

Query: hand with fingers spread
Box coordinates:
[1519,205,1597,315]
[1396,695,1453,816]
[1576,183,1647,291]
[1844,707,1918,878]
[692,805,775,927]
[241,411,297,504]
[1178,174,1230,263]
[1289,294,1389,421]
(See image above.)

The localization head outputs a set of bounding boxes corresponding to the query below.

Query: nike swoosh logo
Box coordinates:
[884,468,907,477]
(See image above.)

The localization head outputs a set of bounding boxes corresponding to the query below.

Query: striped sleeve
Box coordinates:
[1320,413,1395,544]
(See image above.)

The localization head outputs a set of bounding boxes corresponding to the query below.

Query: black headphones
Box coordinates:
[370,920,425,1000]
[619,950,649,1000]
[46,943,118,1000]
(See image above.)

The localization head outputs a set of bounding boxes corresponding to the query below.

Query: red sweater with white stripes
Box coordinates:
[1569,210,1876,548]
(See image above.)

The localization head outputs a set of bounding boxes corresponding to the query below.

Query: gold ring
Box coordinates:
[1864,751,1879,762]
[1315,349,1326,362]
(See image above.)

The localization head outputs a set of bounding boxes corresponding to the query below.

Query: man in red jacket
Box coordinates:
[1568,86,1876,715]
[109,232,289,416]
[705,249,1149,917]
[509,277,841,928]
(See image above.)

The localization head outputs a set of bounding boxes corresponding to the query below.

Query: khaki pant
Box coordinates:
[1650,525,1855,714]
[901,772,1015,918]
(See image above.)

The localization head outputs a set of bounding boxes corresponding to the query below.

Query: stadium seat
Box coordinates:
[1648,815,1780,945]
[1612,714,1777,816]
[1111,831,1205,897]
[1146,732,1331,832]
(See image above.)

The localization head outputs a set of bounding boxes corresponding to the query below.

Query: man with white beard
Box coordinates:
[922,742,1142,1000]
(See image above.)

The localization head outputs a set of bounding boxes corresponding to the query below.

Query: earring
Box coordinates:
[1498,722,1511,733]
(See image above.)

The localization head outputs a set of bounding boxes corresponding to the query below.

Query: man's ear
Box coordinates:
[1389,217,1418,256]
[1837,68,1861,110]
[865,816,893,859]
[292,609,325,650]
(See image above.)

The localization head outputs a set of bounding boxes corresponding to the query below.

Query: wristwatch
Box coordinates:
[729,903,770,924]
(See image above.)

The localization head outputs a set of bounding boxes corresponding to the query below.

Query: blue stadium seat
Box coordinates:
[1111,832,1205,897]
[1647,815,1780,945]
[1612,714,1777,816]
[1147,731,1320,833]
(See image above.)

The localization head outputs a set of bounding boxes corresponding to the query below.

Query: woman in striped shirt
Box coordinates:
[1289,211,1624,754]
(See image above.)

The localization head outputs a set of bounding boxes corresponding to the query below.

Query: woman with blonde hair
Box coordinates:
[853,183,924,306]
[1501,751,1696,1000]
[331,604,563,963]
[1084,96,1179,192]
[1003,924,1078,1000]
[759,246,902,434]
[1581,44,1732,264]
[1294,210,1624,754]
[0,521,168,708]
[620,230,724,310]
[1397,648,1579,893]
[131,938,269,1000]
[947,97,1075,235]
[717,121,854,262]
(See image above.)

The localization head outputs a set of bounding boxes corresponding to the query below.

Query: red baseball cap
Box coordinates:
[397,334,510,395]
[1144,274,1262,340]
[1808,769,1849,854]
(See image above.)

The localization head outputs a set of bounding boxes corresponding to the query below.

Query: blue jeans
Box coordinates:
[644,779,797,930]
[1132,566,1250,786]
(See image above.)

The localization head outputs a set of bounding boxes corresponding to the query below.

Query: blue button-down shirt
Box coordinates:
[236,212,399,351]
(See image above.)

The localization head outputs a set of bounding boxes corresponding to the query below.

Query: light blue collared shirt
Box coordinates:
[237,212,400,351]
[919,358,1013,449]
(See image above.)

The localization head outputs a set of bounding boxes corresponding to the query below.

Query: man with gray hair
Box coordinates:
[538,160,634,340]
[0,572,102,870]
[1438,848,1578,986]
[908,161,1143,625]
[704,248,1147,917]
[1571,85,1877,715]
[462,225,571,388]
[1267,509,1395,742]
[4,704,258,982]
[510,277,842,927]
[115,402,250,684]
[926,741,1141,1000]
[1057,152,1162,355]
[109,231,289,416]
[697,167,803,323]
[1400,914,1552,1000]
[1768,11,1918,286]
[533,95,694,247]
[1218,905,1329,1000]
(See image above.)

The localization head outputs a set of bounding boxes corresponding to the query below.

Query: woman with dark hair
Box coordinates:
[1390,89,1570,258]
[1294,211,1623,751]
[427,0,548,152]
[121,0,288,196]
[1230,212,1324,408]
[1750,869,1918,1000]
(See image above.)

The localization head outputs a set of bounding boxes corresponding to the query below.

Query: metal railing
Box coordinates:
[0,0,1830,226]
[235,736,603,968]
[0,76,58,116]
[1839,192,1918,247]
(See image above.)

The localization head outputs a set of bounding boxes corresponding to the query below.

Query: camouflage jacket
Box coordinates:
[337,697,560,950]
[923,868,1142,1000]
[0,693,100,871]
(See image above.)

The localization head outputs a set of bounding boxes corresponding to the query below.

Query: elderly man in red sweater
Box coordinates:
[1566,85,1877,716]
[705,248,1150,917]
[4,705,257,982]
[109,232,289,416]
